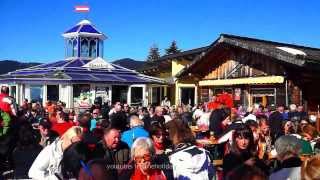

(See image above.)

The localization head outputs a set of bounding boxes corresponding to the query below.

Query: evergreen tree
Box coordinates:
[146,44,161,62]
[165,40,181,55]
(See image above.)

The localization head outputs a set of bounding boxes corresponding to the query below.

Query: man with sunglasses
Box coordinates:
[90,108,101,132]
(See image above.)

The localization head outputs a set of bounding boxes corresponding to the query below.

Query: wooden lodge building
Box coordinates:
[176,34,320,111]
[139,46,209,105]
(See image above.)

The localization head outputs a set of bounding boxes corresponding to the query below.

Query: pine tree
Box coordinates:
[146,44,161,62]
[165,40,181,55]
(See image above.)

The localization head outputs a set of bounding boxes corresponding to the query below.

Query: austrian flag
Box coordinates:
[75,5,90,12]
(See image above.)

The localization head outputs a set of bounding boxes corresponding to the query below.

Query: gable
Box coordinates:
[203,50,286,80]
[82,57,115,69]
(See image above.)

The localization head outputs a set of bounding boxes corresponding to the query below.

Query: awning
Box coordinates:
[199,76,284,86]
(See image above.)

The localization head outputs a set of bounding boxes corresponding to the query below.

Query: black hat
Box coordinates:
[39,119,52,129]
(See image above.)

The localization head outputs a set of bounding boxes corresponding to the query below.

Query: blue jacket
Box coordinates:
[121,126,149,148]
[90,119,97,131]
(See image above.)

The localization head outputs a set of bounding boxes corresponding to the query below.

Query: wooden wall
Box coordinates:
[202,49,286,80]
[199,86,209,103]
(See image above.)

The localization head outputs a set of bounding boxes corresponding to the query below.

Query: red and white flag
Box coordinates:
[75,5,90,12]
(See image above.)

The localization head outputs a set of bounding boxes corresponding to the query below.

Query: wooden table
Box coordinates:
[213,159,223,166]
[190,126,209,133]
[196,139,219,145]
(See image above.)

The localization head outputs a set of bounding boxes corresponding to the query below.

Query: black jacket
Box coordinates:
[12,145,42,178]
[269,111,284,142]
[151,115,165,128]
[153,153,174,180]
[94,141,130,165]
[94,141,130,180]
[223,151,269,177]
[270,156,302,174]
[209,109,224,137]
[142,115,152,131]
[110,111,128,132]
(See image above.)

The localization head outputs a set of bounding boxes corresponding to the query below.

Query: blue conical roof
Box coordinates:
[63,20,106,40]
[0,58,164,84]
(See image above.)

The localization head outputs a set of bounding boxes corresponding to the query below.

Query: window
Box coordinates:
[10,86,16,99]
[66,39,73,57]
[72,39,78,57]
[99,41,103,57]
[89,39,97,58]
[95,86,110,103]
[251,88,276,107]
[131,87,143,106]
[73,84,91,98]
[73,84,92,107]
[30,85,43,103]
[81,39,89,57]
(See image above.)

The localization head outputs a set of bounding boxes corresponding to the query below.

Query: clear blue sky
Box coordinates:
[1,0,320,63]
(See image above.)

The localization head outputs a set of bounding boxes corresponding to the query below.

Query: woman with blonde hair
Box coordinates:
[301,155,320,180]
[28,126,83,180]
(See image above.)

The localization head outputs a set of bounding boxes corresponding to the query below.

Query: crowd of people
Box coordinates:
[1,86,320,180]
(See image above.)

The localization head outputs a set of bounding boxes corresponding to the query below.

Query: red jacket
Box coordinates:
[207,101,221,110]
[131,168,166,180]
[0,93,12,114]
[52,121,74,136]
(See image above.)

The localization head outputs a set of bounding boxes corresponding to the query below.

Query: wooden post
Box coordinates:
[285,80,288,107]
[317,105,320,132]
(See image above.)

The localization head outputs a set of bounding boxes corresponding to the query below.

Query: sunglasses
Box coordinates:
[134,154,151,162]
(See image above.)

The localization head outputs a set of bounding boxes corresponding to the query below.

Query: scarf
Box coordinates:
[154,141,164,151]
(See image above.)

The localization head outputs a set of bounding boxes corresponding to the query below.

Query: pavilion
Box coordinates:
[0,19,164,108]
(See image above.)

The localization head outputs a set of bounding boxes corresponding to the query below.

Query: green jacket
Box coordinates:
[300,139,313,155]
[0,110,11,136]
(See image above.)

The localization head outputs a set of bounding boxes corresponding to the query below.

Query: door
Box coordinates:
[181,87,195,106]
[151,87,161,105]
[131,87,143,106]
[112,85,128,104]
[47,85,59,101]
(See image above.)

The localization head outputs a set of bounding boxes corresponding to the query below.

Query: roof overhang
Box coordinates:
[62,32,107,40]
[220,36,306,66]
[176,34,316,78]
[199,76,284,86]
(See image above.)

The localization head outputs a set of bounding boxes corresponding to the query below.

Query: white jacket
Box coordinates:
[169,145,214,180]
[28,139,63,180]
